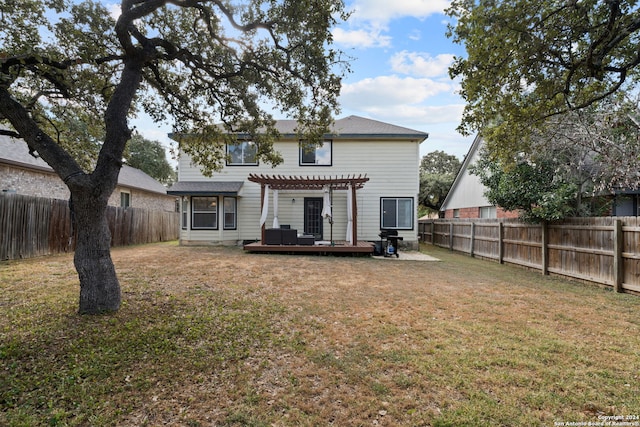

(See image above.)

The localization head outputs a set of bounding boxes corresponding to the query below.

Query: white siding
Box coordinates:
[177,137,422,246]
[440,138,491,211]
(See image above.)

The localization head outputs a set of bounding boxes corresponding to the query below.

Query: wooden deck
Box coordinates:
[243,240,375,255]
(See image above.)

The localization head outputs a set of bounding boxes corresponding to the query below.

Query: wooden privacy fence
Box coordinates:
[1,193,179,260]
[419,217,640,294]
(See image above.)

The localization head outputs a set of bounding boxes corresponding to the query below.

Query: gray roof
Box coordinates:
[167,181,244,195]
[170,115,429,141]
[0,130,168,195]
[275,115,429,140]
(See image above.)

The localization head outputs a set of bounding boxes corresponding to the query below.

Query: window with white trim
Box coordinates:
[223,197,237,230]
[479,206,497,218]
[381,197,413,229]
[192,196,218,229]
[227,141,258,165]
[300,140,332,166]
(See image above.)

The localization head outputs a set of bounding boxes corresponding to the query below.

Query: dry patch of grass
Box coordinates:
[2,242,640,426]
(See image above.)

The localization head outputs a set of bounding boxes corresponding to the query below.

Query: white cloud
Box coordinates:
[348,0,451,25]
[106,2,120,20]
[390,51,455,78]
[358,104,464,125]
[340,75,453,109]
[333,27,392,48]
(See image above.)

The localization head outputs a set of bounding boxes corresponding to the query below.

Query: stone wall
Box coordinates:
[1,164,176,211]
[1,165,69,199]
[108,188,177,212]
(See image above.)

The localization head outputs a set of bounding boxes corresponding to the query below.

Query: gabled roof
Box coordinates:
[439,134,487,212]
[169,115,429,142]
[0,130,168,195]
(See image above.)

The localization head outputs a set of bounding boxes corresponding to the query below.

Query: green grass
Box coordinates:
[1,242,640,426]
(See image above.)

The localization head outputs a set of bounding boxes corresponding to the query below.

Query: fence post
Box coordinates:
[498,222,504,264]
[430,221,435,245]
[613,219,623,293]
[542,221,549,275]
[470,222,475,257]
[449,222,454,251]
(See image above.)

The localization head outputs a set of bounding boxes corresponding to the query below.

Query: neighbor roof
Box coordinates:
[0,130,168,195]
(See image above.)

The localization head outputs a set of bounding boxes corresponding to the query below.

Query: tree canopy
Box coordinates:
[471,135,609,222]
[0,0,349,313]
[446,0,640,160]
[419,150,460,213]
[125,134,176,184]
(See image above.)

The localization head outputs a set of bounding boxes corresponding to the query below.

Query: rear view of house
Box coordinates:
[169,116,428,251]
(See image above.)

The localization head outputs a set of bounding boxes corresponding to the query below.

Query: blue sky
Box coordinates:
[111,0,473,161]
[332,0,471,160]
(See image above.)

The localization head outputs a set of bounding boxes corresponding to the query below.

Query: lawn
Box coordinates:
[1,242,639,426]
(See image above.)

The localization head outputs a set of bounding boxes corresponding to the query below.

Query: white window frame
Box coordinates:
[479,206,497,218]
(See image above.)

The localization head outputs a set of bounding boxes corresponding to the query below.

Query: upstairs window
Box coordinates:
[300,140,332,166]
[227,141,258,165]
[381,197,413,229]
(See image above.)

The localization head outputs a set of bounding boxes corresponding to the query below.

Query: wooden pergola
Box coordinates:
[247,173,370,246]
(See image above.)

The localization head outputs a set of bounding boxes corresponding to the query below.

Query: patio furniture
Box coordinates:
[265,228,298,245]
[297,235,315,245]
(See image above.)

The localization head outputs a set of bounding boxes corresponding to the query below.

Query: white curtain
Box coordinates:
[259,184,269,227]
[346,184,353,245]
[321,185,332,219]
[272,189,280,228]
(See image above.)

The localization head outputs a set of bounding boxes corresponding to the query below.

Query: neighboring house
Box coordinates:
[0,131,176,212]
[168,115,428,249]
[441,134,639,219]
[439,134,518,219]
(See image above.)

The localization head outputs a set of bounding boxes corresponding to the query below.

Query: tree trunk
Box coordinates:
[72,190,121,314]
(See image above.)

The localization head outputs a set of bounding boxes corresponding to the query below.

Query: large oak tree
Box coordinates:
[0,0,348,314]
[446,0,640,160]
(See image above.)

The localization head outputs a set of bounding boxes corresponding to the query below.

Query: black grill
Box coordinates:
[379,229,402,257]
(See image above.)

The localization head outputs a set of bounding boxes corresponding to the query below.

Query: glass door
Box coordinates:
[304,197,323,239]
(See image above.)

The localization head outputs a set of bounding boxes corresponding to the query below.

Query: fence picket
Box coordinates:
[0,193,179,261]
[418,217,640,294]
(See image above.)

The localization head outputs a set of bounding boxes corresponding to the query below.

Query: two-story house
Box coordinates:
[168,115,428,251]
